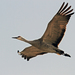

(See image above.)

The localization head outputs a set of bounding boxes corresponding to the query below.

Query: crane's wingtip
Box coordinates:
[17,50,30,61]
[17,50,21,55]
[17,50,19,53]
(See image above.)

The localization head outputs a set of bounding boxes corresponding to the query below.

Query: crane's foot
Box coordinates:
[63,53,71,57]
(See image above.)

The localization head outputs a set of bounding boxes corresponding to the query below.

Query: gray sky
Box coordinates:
[0,0,75,75]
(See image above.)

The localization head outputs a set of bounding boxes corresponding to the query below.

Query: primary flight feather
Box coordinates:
[12,2,74,61]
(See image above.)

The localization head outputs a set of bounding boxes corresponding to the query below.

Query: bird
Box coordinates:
[12,2,74,61]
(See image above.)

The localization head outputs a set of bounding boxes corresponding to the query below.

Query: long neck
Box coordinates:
[20,37,30,43]
[20,37,43,48]
[22,37,41,46]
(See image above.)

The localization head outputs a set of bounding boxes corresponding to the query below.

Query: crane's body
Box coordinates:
[12,2,74,61]
[13,36,63,53]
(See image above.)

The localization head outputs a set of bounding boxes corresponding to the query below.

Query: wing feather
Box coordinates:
[42,2,74,47]
[57,2,65,13]
[17,46,47,61]
[59,3,68,13]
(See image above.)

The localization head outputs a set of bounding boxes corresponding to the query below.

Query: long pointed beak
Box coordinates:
[12,36,19,39]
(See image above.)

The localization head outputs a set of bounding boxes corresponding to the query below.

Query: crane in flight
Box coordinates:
[12,2,74,61]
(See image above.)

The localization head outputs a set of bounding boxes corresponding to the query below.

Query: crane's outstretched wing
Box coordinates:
[17,46,47,61]
[42,2,74,47]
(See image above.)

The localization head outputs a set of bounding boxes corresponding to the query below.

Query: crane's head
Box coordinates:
[12,36,22,40]
[12,36,24,41]
[12,36,28,43]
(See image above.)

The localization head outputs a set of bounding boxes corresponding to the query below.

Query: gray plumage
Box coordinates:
[12,2,74,61]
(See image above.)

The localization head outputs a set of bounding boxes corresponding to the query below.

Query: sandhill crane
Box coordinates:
[12,2,74,61]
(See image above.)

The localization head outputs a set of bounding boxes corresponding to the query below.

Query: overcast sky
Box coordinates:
[0,0,75,75]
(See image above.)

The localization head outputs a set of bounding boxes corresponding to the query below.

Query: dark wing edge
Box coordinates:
[41,2,74,47]
[17,46,47,61]
[57,2,74,17]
